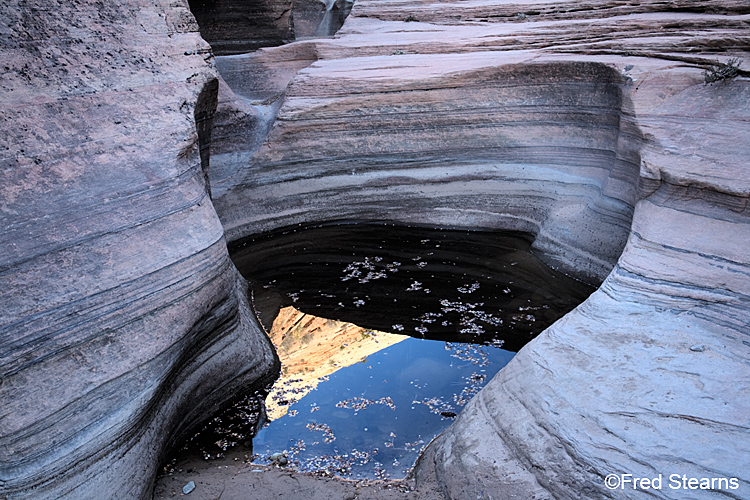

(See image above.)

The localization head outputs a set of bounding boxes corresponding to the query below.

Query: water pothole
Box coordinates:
[175,6,641,477]
[162,222,595,479]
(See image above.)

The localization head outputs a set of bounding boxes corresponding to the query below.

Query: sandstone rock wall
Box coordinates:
[0,1,277,499]
[208,0,750,498]
[214,56,641,283]
[2,0,749,499]
[187,0,353,55]
[187,0,295,54]
[209,43,320,195]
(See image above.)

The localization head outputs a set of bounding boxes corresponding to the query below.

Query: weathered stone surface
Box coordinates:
[414,60,750,500]
[0,1,277,499]
[214,56,642,283]
[208,1,750,498]
[186,0,353,55]
[3,0,749,499]
[209,43,319,197]
[293,0,354,38]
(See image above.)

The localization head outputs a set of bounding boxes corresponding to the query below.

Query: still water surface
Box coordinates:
[232,222,594,350]
[216,223,595,478]
[253,335,514,478]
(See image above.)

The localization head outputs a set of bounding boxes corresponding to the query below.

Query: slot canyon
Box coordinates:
[1,0,748,499]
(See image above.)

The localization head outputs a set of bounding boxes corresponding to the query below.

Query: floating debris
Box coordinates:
[404,439,424,449]
[406,281,423,291]
[373,463,388,480]
[221,223,595,480]
[289,448,381,476]
[415,312,442,324]
[336,396,396,412]
[413,395,455,416]
[457,282,480,294]
[341,257,399,283]
[176,389,266,461]
[306,422,336,443]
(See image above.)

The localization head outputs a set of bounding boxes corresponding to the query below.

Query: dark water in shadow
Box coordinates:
[230,222,595,352]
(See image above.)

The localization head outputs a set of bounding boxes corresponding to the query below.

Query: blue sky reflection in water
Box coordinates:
[252,336,515,479]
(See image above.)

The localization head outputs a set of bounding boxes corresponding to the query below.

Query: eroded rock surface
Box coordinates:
[187,0,353,55]
[209,0,750,498]
[3,0,749,499]
[215,56,641,283]
[187,0,295,54]
[0,1,277,499]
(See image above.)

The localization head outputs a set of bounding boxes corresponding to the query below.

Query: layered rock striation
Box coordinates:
[210,1,750,498]
[0,1,277,499]
[187,0,353,55]
[187,0,295,54]
[2,0,749,499]
[215,56,641,283]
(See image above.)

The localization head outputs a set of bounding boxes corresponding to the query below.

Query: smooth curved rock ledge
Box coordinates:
[215,57,642,284]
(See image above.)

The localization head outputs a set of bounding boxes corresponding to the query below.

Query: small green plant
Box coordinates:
[703,57,742,85]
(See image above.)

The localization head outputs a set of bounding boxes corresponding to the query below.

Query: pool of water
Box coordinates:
[231,222,595,351]
[174,223,595,479]
[252,335,514,479]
